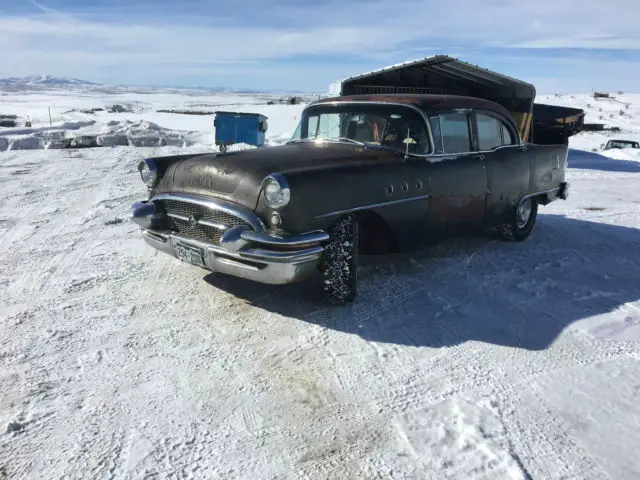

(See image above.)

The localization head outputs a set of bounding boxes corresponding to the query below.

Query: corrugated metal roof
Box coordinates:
[329,55,536,102]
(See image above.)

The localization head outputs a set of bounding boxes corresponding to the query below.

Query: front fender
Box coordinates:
[260,160,430,250]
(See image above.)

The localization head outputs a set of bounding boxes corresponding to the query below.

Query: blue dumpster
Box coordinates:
[214,111,268,153]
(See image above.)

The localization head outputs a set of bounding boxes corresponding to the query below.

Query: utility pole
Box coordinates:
[48,107,52,127]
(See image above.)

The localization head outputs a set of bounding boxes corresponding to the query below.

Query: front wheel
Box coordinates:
[322,215,358,304]
[497,197,538,241]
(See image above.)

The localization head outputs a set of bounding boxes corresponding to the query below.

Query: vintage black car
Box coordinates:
[132,94,576,304]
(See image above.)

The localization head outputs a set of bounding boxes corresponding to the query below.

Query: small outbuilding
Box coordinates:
[329,55,583,144]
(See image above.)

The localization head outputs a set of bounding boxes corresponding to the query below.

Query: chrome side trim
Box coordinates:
[151,193,264,231]
[315,194,431,219]
[429,144,523,158]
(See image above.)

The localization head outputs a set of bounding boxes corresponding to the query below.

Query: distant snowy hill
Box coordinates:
[0,75,96,86]
[0,75,307,94]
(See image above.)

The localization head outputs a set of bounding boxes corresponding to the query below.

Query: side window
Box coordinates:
[501,122,516,145]
[439,112,471,153]
[428,116,443,154]
[307,115,319,138]
[476,113,503,150]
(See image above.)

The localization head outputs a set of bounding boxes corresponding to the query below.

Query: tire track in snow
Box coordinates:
[495,384,612,480]
[373,333,639,418]
[0,149,151,479]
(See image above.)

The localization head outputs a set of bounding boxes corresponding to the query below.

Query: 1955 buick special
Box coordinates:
[131,93,581,304]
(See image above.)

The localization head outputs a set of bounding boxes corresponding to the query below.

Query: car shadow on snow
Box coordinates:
[568,148,640,173]
[203,215,640,351]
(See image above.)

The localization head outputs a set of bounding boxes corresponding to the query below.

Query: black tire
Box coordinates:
[322,215,358,304]
[498,197,538,242]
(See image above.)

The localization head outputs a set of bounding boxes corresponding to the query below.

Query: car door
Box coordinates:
[475,111,531,225]
[426,110,488,234]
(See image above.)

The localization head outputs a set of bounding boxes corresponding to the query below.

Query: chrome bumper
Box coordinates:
[132,199,328,285]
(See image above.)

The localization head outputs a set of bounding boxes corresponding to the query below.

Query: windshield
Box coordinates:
[291,103,431,154]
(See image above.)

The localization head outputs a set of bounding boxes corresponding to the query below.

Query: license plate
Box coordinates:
[174,241,206,268]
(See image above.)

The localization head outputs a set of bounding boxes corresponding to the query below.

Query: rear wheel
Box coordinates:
[322,215,358,304]
[498,197,538,241]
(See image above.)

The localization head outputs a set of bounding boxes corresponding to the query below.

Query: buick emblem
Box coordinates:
[188,215,198,227]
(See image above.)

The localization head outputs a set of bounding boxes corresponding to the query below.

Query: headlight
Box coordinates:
[138,159,158,187]
[263,175,290,210]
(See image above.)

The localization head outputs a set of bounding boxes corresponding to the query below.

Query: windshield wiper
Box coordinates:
[326,137,366,147]
[289,137,367,147]
[364,143,423,158]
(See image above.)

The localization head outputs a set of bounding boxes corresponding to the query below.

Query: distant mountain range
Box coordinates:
[0,75,97,86]
[0,75,310,94]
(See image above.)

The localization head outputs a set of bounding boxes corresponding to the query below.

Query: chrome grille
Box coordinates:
[155,199,250,245]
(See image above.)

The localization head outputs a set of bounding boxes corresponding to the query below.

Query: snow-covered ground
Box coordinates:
[0,87,313,150]
[0,89,639,479]
[538,93,640,157]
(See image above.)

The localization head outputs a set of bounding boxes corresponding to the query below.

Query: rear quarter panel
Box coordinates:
[528,144,567,193]
[485,147,531,224]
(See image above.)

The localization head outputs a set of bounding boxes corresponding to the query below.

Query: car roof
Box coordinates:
[312,94,513,119]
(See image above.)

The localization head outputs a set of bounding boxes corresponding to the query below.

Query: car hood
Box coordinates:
[153,142,397,210]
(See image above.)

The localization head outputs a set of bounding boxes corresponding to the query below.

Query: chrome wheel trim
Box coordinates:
[517,198,532,228]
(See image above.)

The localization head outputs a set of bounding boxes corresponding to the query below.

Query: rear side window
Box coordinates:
[501,123,516,145]
[476,112,518,149]
[433,112,471,153]
[477,113,503,150]
[429,116,443,154]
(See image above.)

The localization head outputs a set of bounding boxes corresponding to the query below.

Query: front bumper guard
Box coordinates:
[132,200,328,285]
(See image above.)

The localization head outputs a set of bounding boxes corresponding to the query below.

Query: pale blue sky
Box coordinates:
[2,0,639,92]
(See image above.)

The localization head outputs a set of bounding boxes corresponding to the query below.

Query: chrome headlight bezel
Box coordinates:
[262,174,290,210]
[138,159,158,187]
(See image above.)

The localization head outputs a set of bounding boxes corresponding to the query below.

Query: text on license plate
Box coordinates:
[174,241,206,268]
